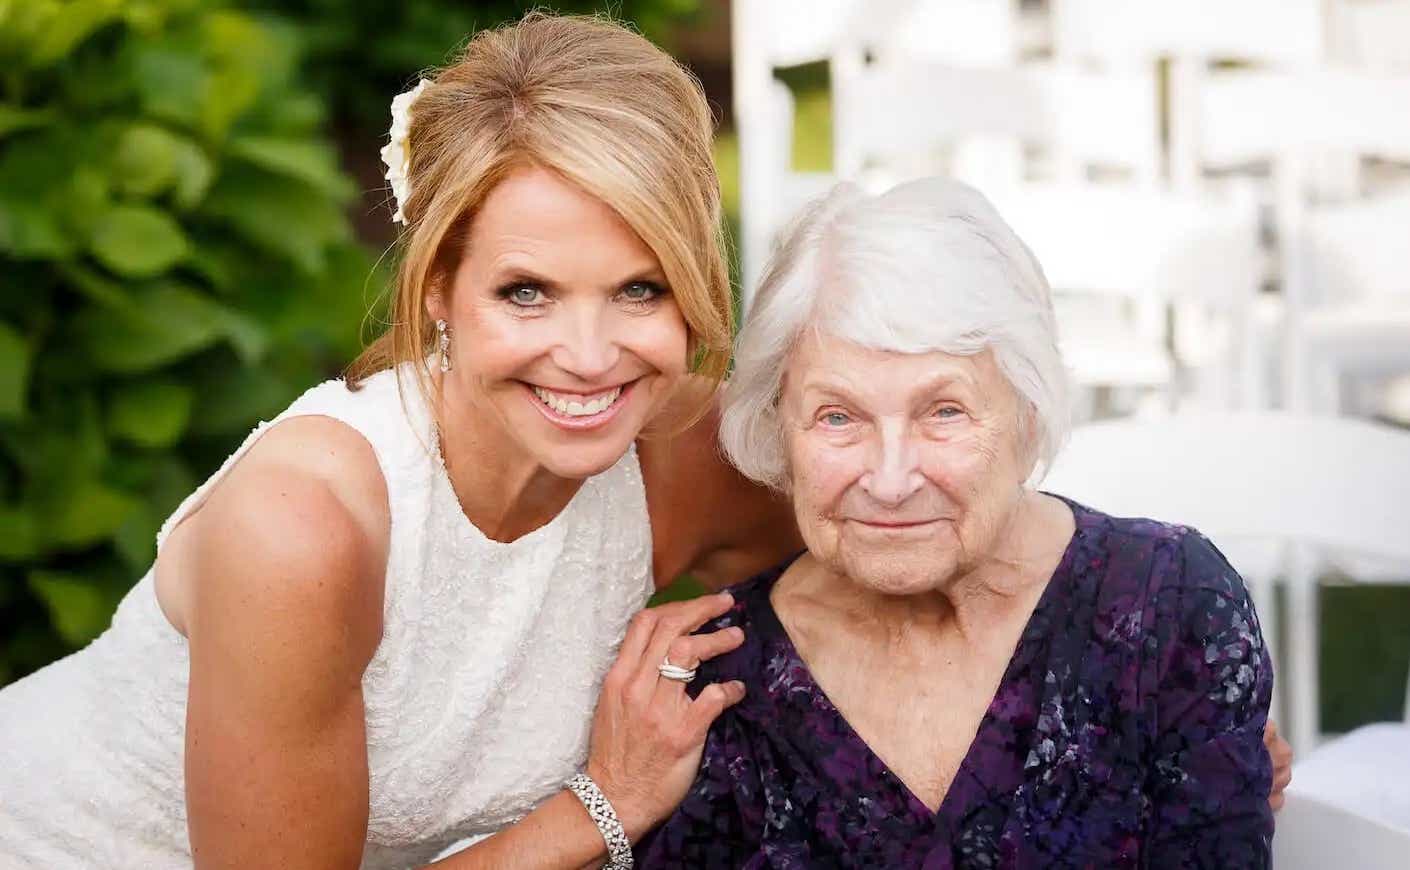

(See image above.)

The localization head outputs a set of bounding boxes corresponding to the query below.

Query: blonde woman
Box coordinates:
[0,14,798,869]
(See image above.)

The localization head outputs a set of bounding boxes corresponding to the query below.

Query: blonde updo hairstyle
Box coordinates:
[347,13,732,413]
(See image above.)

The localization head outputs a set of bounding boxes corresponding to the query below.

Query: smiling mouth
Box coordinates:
[531,384,624,417]
[849,518,941,529]
[524,379,635,429]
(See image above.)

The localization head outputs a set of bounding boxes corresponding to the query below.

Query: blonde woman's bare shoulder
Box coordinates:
[155,414,390,650]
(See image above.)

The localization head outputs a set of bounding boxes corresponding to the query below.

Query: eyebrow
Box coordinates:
[487,263,668,293]
[799,371,976,405]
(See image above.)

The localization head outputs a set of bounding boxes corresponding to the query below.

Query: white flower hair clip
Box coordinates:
[379,78,432,225]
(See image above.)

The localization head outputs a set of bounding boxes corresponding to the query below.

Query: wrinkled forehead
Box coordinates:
[781,330,1011,409]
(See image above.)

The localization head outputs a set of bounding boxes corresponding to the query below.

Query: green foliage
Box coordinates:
[241,0,706,136]
[0,0,380,685]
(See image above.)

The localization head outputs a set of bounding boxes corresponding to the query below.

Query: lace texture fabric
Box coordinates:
[0,364,655,868]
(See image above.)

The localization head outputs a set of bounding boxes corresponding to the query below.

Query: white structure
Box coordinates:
[1044,412,1410,757]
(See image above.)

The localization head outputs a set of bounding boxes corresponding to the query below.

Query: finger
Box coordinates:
[616,609,658,674]
[637,592,735,683]
[647,591,735,640]
[683,680,747,739]
[1270,793,1285,813]
[1264,719,1279,747]
[650,628,747,705]
[666,626,745,670]
[1273,766,1293,792]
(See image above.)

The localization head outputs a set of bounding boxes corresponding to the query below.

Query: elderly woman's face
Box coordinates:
[781,333,1032,595]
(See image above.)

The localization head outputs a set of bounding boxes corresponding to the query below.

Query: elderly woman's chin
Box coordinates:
[824,529,963,597]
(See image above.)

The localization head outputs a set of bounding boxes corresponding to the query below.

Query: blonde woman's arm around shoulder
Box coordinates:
[179,418,389,870]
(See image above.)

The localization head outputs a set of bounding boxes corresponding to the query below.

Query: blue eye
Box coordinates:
[620,282,663,304]
[821,412,850,427]
[934,406,962,419]
[507,286,543,306]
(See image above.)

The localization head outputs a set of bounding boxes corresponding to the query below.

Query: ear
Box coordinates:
[1016,403,1043,479]
[425,289,449,324]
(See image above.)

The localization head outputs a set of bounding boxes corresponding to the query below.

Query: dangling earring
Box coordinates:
[436,319,452,373]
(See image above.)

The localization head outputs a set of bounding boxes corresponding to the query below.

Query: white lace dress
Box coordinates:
[0,364,655,869]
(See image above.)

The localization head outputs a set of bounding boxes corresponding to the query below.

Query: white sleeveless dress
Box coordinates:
[0,364,655,868]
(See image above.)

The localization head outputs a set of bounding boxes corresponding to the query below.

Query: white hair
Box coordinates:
[719,177,1071,490]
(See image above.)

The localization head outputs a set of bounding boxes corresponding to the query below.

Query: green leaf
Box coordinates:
[53,166,110,241]
[0,106,56,139]
[110,124,179,198]
[107,379,193,447]
[0,197,74,259]
[0,504,40,561]
[217,308,269,364]
[227,136,353,201]
[27,570,111,646]
[1,393,109,491]
[0,321,30,418]
[73,283,225,373]
[200,168,348,274]
[112,456,193,570]
[88,205,189,277]
[57,262,130,307]
[40,479,139,551]
[189,363,294,436]
[170,138,214,209]
[26,0,123,69]
[131,44,207,133]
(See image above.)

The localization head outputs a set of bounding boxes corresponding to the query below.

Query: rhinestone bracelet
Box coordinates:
[565,772,633,869]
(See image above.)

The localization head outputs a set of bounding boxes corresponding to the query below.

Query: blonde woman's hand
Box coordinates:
[584,591,746,840]
[1265,719,1293,811]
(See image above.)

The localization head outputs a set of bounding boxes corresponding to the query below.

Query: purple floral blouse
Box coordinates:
[636,497,1274,868]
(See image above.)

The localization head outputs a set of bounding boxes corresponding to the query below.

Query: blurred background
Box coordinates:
[1,0,1408,792]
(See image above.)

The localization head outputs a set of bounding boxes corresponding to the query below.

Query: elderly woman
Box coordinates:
[635,179,1275,867]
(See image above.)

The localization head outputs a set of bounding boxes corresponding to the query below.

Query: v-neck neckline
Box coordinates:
[750,496,1089,828]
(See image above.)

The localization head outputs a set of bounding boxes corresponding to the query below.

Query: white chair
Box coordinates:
[1055,0,1329,193]
[1331,0,1410,72]
[1272,788,1410,869]
[1286,722,1410,837]
[1042,412,1410,757]
[832,60,1162,190]
[1051,0,1326,69]
[732,1,1023,304]
[987,184,1264,412]
[732,0,858,301]
[1186,68,1410,416]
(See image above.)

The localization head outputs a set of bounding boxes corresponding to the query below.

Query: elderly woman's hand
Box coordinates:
[1266,719,1293,811]
[584,592,746,842]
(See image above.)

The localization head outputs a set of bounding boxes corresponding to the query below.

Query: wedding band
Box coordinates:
[657,656,697,683]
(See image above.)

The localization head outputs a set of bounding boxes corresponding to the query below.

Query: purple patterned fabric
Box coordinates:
[636,497,1274,868]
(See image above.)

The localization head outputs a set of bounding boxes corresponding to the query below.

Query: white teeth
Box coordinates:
[531,385,622,417]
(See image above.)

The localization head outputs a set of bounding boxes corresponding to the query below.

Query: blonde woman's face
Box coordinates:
[431,165,689,479]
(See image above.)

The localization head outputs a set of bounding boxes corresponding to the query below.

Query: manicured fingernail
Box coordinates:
[718,591,734,603]
[731,680,746,693]
[729,627,745,640]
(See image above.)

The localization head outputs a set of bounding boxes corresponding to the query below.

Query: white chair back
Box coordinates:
[1273,789,1410,870]
[1331,0,1410,72]
[988,185,1263,405]
[1044,413,1410,560]
[732,0,861,300]
[1044,412,1410,754]
[832,62,1160,187]
[1052,0,1325,68]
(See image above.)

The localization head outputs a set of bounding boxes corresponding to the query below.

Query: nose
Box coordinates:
[549,301,621,382]
[858,422,925,507]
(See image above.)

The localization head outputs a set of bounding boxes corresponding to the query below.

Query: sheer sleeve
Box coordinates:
[1143,530,1275,868]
